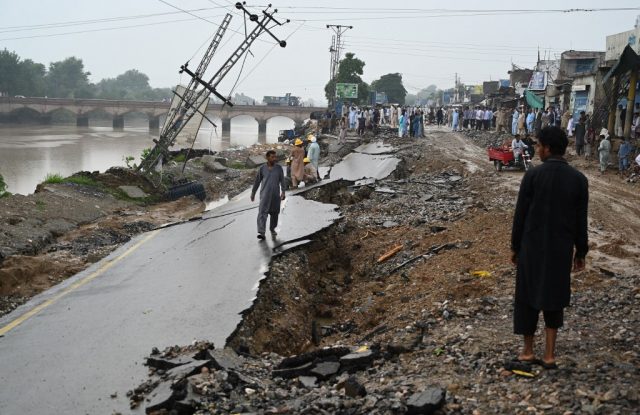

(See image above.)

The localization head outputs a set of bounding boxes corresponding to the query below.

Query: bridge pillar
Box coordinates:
[113,115,124,130]
[149,116,160,130]
[76,115,89,127]
[221,118,231,139]
[258,119,267,143]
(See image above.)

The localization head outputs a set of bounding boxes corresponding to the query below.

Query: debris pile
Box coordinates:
[132,343,447,415]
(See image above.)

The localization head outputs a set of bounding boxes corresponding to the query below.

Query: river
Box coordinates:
[0,116,294,195]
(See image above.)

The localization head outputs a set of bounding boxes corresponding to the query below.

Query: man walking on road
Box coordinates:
[511,126,589,369]
[251,150,286,240]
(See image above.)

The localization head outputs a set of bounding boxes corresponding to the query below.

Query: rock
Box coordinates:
[340,376,366,398]
[203,155,228,173]
[206,348,244,371]
[118,186,148,199]
[310,361,340,380]
[383,221,399,228]
[448,175,462,182]
[406,387,446,415]
[298,376,318,388]
[245,155,266,168]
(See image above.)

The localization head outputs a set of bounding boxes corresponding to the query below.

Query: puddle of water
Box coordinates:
[330,152,400,181]
[354,141,397,155]
[205,195,230,211]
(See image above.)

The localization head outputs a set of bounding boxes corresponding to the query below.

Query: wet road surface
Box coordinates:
[0,144,397,414]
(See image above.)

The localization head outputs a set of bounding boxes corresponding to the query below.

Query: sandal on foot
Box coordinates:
[541,361,558,370]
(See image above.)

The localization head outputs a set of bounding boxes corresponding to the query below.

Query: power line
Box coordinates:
[0,7,224,33]
[0,14,227,41]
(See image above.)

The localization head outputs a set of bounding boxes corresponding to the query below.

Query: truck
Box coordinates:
[263,93,301,106]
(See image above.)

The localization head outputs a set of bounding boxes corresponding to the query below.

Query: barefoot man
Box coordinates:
[511,126,589,369]
[251,150,286,240]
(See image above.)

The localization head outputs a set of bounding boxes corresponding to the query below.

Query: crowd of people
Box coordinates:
[311,99,640,178]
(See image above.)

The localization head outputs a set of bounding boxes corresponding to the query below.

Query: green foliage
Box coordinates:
[140,148,152,161]
[0,173,8,197]
[371,73,407,105]
[35,200,46,211]
[173,153,186,163]
[46,57,93,98]
[227,160,248,169]
[65,175,99,187]
[0,50,172,100]
[324,53,370,105]
[123,155,136,169]
[43,173,64,184]
[0,49,46,96]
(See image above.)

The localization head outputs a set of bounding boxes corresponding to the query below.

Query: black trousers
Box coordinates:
[514,301,563,335]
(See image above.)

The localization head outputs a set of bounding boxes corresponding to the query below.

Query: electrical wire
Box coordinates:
[0,7,224,33]
[0,14,226,41]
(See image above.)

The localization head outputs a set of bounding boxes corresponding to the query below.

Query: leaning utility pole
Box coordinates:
[139,2,289,176]
[326,24,352,107]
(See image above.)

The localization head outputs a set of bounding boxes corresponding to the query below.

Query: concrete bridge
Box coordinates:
[0,97,325,135]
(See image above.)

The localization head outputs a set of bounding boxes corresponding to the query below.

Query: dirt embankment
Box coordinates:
[214,127,638,414]
[0,143,296,317]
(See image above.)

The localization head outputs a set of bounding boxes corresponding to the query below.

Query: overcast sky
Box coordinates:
[2,0,638,104]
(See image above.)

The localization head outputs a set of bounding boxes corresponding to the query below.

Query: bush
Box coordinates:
[0,173,9,197]
[43,173,64,184]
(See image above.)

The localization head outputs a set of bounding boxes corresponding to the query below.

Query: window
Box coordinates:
[574,60,594,74]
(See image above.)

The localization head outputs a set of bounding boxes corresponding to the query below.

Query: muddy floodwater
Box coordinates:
[0,116,294,195]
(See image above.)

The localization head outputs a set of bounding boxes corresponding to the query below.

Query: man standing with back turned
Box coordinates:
[511,126,589,369]
[251,150,286,240]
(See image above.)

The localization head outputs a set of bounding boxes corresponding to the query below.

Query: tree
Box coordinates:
[0,49,46,97]
[46,57,92,98]
[324,52,369,105]
[371,73,407,105]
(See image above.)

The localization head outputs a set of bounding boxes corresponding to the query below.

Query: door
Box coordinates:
[572,91,588,121]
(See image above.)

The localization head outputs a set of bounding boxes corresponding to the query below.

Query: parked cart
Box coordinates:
[488,147,532,171]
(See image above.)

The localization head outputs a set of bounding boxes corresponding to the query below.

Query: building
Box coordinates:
[542,51,605,117]
[606,16,640,61]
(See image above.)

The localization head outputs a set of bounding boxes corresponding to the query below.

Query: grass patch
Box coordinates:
[65,175,100,187]
[43,173,64,184]
[35,200,46,211]
[228,160,249,169]
[173,153,186,163]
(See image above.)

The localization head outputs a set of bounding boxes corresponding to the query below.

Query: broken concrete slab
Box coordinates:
[272,361,314,379]
[339,348,376,372]
[206,348,244,371]
[146,355,194,371]
[276,346,351,369]
[118,186,148,199]
[330,153,400,182]
[245,155,266,168]
[144,381,177,414]
[354,141,397,155]
[202,155,228,173]
[406,387,446,415]
[166,360,211,380]
[310,361,340,380]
